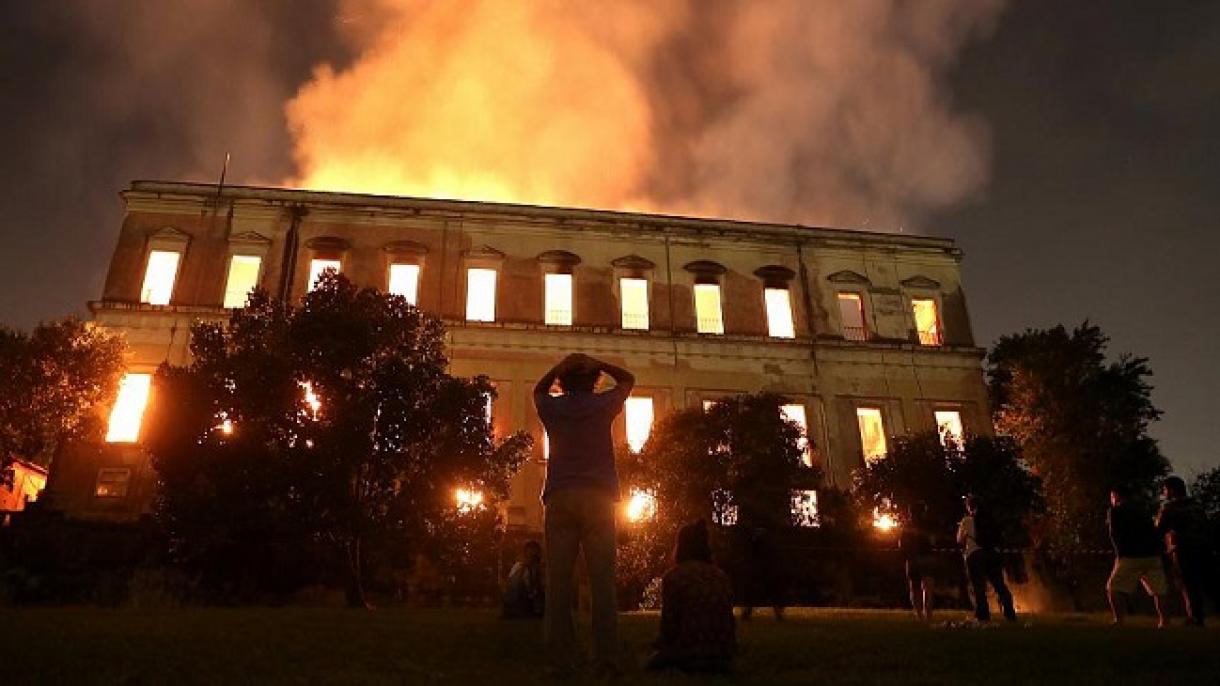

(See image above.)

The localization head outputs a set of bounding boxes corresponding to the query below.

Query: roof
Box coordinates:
[126,180,960,253]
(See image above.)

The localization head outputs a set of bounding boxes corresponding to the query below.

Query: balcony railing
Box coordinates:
[696,317,725,335]
[621,312,649,330]
[917,329,943,346]
[842,325,868,342]
[544,309,572,326]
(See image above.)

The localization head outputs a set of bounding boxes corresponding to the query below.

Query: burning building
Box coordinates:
[44,181,989,531]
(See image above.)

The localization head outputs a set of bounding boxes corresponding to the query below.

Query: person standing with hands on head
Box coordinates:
[534,353,634,677]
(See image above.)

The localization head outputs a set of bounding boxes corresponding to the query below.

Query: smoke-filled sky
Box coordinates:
[0,0,1216,474]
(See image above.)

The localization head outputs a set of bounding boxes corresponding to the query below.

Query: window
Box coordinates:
[712,489,737,526]
[694,283,725,334]
[94,468,131,499]
[912,298,942,346]
[837,292,867,341]
[388,263,421,305]
[935,410,964,447]
[764,288,795,338]
[308,258,342,292]
[222,255,262,308]
[544,273,573,325]
[140,250,181,305]
[466,268,497,322]
[855,407,887,463]
[105,373,152,443]
[791,490,820,527]
[542,431,550,461]
[625,396,654,452]
[780,404,812,466]
[620,278,649,330]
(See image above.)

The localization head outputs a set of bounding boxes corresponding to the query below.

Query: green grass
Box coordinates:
[0,607,1215,685]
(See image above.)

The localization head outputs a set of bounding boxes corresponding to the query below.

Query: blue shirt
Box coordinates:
[535,386,629,501]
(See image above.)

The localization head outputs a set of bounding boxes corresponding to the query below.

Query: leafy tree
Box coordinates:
[1190,466,1220,552]
[0,318,124,485]
[144,274,530,605]
[618,393,819,600]
[987,322,1168,555]
[852,433,1043,547]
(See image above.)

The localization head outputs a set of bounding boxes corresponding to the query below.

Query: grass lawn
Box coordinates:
[0,607,1215,685]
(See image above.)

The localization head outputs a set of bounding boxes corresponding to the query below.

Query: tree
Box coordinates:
[1190,466,1220,552]
[0,318,124,485]
[987,322,1168,555]
[853,433,1043,547]
[144,274,530,605]
[618,393,819,600]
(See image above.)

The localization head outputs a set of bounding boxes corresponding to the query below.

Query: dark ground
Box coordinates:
[0,607,1216,685]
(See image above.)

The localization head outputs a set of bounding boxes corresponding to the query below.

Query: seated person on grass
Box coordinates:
[647,520,736,674]
[502,540,545,619]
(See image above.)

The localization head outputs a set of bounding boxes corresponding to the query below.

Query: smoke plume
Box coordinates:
[287,0,1005,229]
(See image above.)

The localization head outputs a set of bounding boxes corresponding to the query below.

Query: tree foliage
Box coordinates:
[987,322,1168,553]
[617,393,820,598]
[143,274,530,604]
[0,318,124,483]
[1190,466,1220,552]
[853,433,1044,547]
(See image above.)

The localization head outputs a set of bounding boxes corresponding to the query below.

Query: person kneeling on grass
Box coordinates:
[502,540,545,619]
[647,520,736,674]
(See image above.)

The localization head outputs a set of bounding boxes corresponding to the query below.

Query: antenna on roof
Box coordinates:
[215,152,231,200]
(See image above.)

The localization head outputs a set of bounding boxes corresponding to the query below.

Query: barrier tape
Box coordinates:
[774,546,1115,556]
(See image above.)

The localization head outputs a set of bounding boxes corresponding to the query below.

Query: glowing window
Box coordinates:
[935,410,964,447]
[222,255,262,308]
[693,283,724,334]
[466,268,497,322]
[454,487,485,513]
[702,399,717,412]
[780,404,812,466]
[712,489,738,526]
[856,407,887,463]
[625,396,654,452]
[94,468,132,499]
[792,490,820,527]
[620,278,649,330]
[542,430,549,461]
[912,298,942,346]
[544,273,573,325]
[308,258,342,292]
[105,373,152,443]
[140,250,180,305]
[837,292,867,341]
[764,288,795,338]
[388,263,420,305]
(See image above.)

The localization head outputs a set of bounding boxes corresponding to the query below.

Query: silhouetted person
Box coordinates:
[1156,476,1208,626]
[534,353,634,675]
[647,520,736,674]
[502,540,545,619]
[900,501,936,621]
[957,495,1016,622]
[736,475,788,621]
[1106,487,1167,627]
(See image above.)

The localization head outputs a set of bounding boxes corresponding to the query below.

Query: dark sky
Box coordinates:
[1,1,1216,475]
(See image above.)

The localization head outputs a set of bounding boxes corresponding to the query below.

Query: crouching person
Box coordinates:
[502,540,545,619]
[647,520,736,674]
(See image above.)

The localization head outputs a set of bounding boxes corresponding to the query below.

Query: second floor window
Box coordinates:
[624,396,654,452]
[780,404,812,466]
[694,283,724,334]
[388,263,420,305]
[620,277,649,330]
[544,273,573,325]
[764,287,795,338]
[837,292,867,341]
[911,298,942,346]
[935,410,964,447]
[223,255,262,309]
[308,258,341,292]
[855,407,887,463]
[140,250,181,305]
[106,372,152,443]
[466,268,497,322]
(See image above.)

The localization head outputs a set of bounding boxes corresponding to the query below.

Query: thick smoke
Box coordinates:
[288,0,1005,229]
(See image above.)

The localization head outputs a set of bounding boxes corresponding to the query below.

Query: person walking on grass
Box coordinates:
[957,495,1016,623]
[900,501,937,621]
[1106,487,1167,627]
[1156,476,1209,627]
[534,353,634,676]
[647,520,736,674]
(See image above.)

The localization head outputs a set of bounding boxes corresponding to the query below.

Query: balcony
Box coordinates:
[842,325,868,342]
[917,329,943,346]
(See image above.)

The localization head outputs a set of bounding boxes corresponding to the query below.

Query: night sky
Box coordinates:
[1,1,1216,474]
